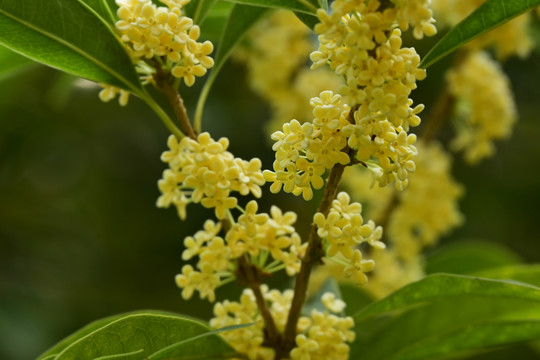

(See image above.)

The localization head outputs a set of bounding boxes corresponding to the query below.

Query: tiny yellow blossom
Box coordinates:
[98,84,130,106]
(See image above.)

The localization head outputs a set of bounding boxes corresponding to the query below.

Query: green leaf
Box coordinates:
[0,45,35,81]
[184,0,219,25]
[79,0,117,25]
[425,240,522,275]
[317,0,328,11]
[37,311,172,360]
[294,11,319,29]
[198,1,235,43]
[219,0,318,14]
[193,4,267,131]
[38,310,242,360]
[0,0,142,92]
[339,282,375,316]
[420,0,540,68]
[474,264,540,288]
[352,274,540,360]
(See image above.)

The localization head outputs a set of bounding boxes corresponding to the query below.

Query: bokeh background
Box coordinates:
[1,16,540,360]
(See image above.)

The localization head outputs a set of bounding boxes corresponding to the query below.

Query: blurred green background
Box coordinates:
[1,23,540,360]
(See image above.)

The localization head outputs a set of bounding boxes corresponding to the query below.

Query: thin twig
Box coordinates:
[278,163,346,358]
[236,256,281,347]
[153,63,197,139]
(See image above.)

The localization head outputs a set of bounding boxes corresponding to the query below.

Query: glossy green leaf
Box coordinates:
[339,282,375,316]
[79,0,117,25]
[193,4,267,131]
[0,0,141,92]
[0,45,35,81]
[425,240,522,275]
[38,310,241,360]
[474,264,540,288]
[37,311,153,360]
[220,0,318,14]
[421,0,540,68]
[198,1,235,42]
[184,0,218,25]
[294,11,319,29]
[352,274,540,360]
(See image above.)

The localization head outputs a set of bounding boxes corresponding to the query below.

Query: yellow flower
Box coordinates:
[200,237,230,271]
[238,200,269,237]
[343,249,375,284]
[98,84,130,106]
[200,189,237,219]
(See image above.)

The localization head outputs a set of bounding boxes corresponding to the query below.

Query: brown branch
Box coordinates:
[222,217,282,352]
[153,63,197,140]
[236,256,281,348]
[277,163,346,359]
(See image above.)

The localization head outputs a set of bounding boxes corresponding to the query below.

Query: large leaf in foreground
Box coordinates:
[38,310,241,360]
[352,273,540,360]
[0,0,141,92]
[474,264,540,288]
[421,0,540,68]
[425,241,522,275]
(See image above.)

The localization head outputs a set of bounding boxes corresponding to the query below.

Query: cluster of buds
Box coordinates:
[174,200,307,302]
[157,132,265,220]
[315,192,383,283]
[264,91,352,201]
[115,0,214,86]
[210,287,355,360]
[307,0,436,190]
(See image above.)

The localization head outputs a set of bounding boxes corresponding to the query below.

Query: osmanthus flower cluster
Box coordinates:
[264,0,437,194]
[263,91,353,201]
[100,0,214,105]
[447,51,517,164]
[173,199,309,302]
[157,132,265,220]
[323,141,464,297]
[210,287,355,360]
[314,192,384,284]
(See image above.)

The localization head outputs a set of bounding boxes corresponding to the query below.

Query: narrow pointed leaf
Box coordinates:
[194,4,266,130]
[220,0,318,14]
[38,310,240,360]
[184,0,218,25]
[0,0,141,92]
[79,0,117,25]
[352,274,540,360]
[197,1,234,42]
[420,0,540,68]
[294,11,319,29]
